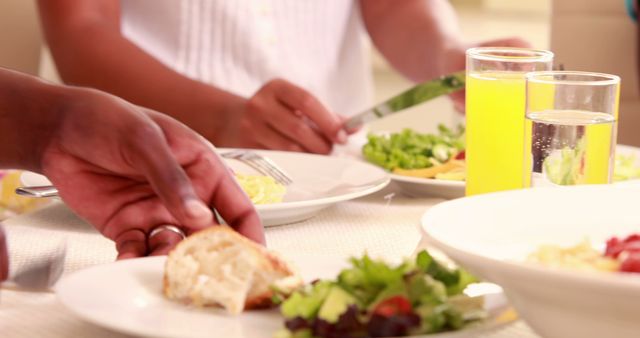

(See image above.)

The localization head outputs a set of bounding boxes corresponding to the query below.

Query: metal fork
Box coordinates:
[221,150,293,185]
[14,151,293,198]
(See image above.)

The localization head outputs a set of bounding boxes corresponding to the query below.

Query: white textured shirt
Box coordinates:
[120,0,373,116]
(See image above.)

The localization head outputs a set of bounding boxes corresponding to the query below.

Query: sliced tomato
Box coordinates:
[372,296,413,317]
[454,151,465,160]
[605,234,640,259]
[621,253,640,273]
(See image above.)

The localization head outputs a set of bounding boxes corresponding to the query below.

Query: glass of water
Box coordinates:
[524,71,620,187]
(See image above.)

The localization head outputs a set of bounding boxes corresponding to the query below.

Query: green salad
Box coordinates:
[363,125,465,171]
[614,153,640,182]
[274,250,484,338]
[542,139,640,185]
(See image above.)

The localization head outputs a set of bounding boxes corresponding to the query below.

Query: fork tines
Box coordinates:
[221,150,293,185]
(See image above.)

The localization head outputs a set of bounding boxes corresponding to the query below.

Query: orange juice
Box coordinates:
[466,72,527,195]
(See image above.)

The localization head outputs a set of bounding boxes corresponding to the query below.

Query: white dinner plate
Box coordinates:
[56,255,515,338]
[389,144,640,199]
[20,149,390,227]
[390,174,464,200]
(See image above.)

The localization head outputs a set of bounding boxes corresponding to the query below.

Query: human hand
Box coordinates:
[39,88,264,259]
[218,79,350,154]
[446,37,533,113]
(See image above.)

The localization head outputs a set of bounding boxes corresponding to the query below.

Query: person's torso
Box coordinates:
[120,0,373,115]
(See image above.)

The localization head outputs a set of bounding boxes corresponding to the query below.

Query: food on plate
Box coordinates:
[614,154,640,182]
[235,174,286,204]
[527,239,619,272]
[163,226,302,314]
[393,159,464,180]
[528,233,640,273]
[275,250,484,338]
[604,234,640,273]
[364,124,640,184]
[363,125,465,181]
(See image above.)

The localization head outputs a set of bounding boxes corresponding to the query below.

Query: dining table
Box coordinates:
[0,182,541,338]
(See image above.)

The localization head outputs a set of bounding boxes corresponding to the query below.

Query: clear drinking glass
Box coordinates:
[524,71,621,187]
[466,48,553,196]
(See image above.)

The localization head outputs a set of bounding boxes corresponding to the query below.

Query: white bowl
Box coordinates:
[420,185,640,338]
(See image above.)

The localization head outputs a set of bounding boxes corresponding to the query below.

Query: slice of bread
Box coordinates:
[163,226,301,314]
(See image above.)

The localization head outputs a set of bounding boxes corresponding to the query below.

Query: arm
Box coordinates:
[37,0,346,154]
[360,0,530,82]
[0,67,264,265]
[0,68,65,171]
[37,0,238,144]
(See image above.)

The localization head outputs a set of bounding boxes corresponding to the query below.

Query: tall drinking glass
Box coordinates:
[466,48,553,196]
[524,71,620,187]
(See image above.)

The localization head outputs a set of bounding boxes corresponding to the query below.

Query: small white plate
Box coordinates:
[389,144,640,199]
[21,149,390,227]
[56,255,514,338]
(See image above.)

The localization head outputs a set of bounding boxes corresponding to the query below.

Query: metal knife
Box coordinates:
[344,71,465,130]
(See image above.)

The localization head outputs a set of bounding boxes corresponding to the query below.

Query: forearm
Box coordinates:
[360,0,465,82]
[41,21,244,144]
[0,68,67,171]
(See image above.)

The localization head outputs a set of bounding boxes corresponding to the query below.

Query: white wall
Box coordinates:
[551,0,640,146]
[0,0,41,75]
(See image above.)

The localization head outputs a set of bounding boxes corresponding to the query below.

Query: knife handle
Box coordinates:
[15,185,59,198]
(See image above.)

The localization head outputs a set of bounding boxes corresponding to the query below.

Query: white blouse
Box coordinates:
[120,0,373,116]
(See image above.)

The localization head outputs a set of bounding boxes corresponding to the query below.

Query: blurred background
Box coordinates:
[1,0,638,144]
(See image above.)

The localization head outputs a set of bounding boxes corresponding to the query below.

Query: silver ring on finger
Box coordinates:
[148,225,186,240]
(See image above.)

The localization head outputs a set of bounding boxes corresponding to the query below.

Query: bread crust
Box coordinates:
[163,225,300,313]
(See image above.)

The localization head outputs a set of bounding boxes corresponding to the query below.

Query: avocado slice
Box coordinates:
[317,286,358,323]
[281,281,332,320]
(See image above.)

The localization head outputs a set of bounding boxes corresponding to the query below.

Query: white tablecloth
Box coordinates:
[0,184,540,338]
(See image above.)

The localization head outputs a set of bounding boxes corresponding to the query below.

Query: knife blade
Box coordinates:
[344,71,465,130]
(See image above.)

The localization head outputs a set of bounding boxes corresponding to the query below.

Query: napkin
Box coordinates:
[3,203,116,279]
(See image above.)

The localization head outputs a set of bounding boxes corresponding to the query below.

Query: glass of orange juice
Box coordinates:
[524,71,620,187]
[466,48,553,196]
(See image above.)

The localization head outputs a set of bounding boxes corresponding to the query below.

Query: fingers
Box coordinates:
[265,111,332,154]
[268,79,347,145]
[147,228,184,256]
[340,115,362,135]
[115,229,147,260]
[251,120,305,153]
[0,225,8,281]
[133,108,263,245]
[478,37,532,49]
[125,119,213,231]
[200,153,265,245]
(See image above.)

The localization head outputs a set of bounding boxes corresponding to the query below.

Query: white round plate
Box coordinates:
[56,255,514,338]
[20,149,390,227]
[391,174,464,200]
[388,144,640,199]
[421,184,640,338]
